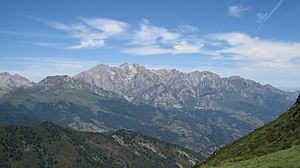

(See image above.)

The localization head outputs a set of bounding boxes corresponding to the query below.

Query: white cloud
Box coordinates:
[124,41,203,56]
[131,19,180,45]
[39,18,204,54]
[228,5,249,17]
[255,0,284,34]
[48,18,129,49]
[81,18,129,35]
[67,39,105,49]
[39,18,300,70]
[209,32,253,45]
[209,32,300,69]
[4,17,299,88]
[125,19,204,55]
[123,45,173,55]
[173,41,203,54]
[177,24,200,34]
[256,13,268,23]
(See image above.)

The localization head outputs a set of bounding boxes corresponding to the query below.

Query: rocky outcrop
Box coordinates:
[37,75,119,98]
[0,72,33,96]
[0,64,297,154]
[72,63,296,121]
[1,64,296,122]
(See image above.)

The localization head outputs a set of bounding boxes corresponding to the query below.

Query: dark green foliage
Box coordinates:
[0,123,201,168]
[0,87,242,154]
[199,97,300,167]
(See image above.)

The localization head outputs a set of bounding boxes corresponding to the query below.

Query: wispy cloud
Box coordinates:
[46,18,129,49]
[124,45,173,55]
[255,0,285,34]
[256,13,268,23]
[2,14,299,88]
[227,5,250,17]
[131,19,180,45]
[177,24,200,34]
[34,17,205,55]
[31,17,300,66]
[208,32,300,69]
[125,19,203,55]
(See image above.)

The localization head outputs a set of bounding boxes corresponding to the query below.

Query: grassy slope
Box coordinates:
[213,144,300,168]
[0,122,201,168]
[0,87,105,112]
[199,97,300,167]
[0,87,238,154]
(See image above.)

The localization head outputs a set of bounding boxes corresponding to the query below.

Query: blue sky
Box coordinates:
[1,0,300,89]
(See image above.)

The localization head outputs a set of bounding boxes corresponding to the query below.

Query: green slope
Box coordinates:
[211,144,300,168]
[199,95,300,167]
[0,122,201,168]
[0,87,240,154]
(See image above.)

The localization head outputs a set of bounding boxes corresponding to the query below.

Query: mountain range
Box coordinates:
[0,72,33,97]
[0,63,298,155]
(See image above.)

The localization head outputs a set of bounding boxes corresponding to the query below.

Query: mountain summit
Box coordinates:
[73,63,295,121]
[0,64,298,154]
[0,72,32,96]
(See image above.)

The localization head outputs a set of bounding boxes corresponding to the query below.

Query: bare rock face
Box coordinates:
[38,75,73,87]
[0,72,33,96]
[3,63,294,122]
[72,63,296,121]
[73,64,223,107]
[37,75,118,98]
[0,64,297,154]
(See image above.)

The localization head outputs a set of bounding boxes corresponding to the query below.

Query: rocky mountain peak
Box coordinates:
[228,75,242,80]
[152,68,184,78]
[38,75,72,87]
[0,72,10,76]
[297,94,300,103]
[119,63,145,70]
[0,72,31,83]
[0,72,33,96]
[0,72,32,87]
[119,63,147,78]
[71,63,297,110]
[39,75,70,83]
[87,64,111,73]
[188,71,220,79]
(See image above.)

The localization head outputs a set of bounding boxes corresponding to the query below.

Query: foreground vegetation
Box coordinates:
[212,144,300,168]
[199,95,300,168]
[0,87,249,154]
[0,122,201,168]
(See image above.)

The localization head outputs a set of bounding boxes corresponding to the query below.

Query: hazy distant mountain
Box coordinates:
[0,72,32,96]
[0,64,297,154]
[0,122,201,168]
[199,94,300,168]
